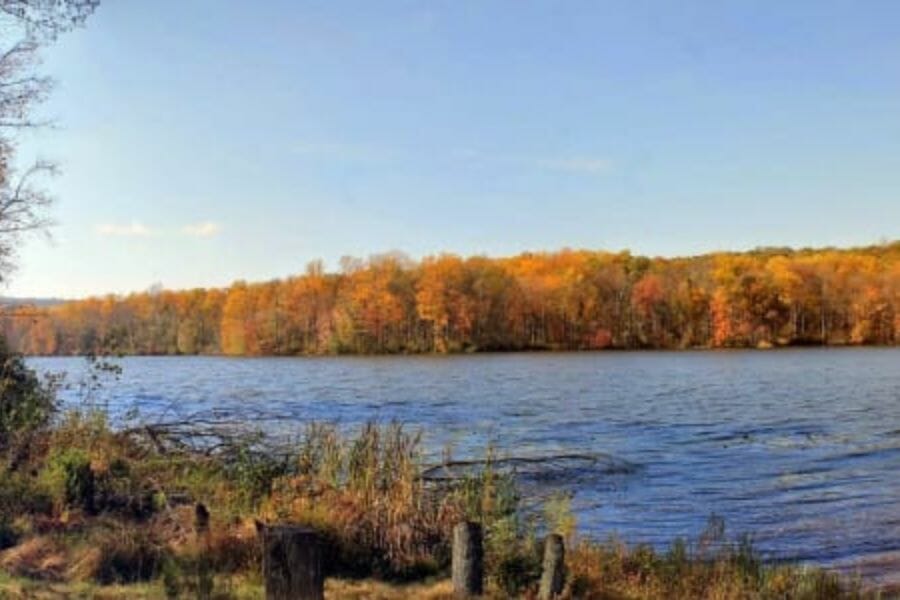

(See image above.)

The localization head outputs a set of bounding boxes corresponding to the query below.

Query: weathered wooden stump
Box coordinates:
[538,533,565,600]
[452,521,484,597]
[195,502,210,534]
[262,525,324,600]
[194,503,213,599]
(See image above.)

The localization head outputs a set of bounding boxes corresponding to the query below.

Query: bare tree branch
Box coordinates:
[0,0,98,42]
[0,1,98,284]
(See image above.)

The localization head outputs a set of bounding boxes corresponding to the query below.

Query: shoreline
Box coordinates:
[21,343,900,359]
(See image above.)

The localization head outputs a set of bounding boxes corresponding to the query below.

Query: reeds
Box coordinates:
[264,422,463,578]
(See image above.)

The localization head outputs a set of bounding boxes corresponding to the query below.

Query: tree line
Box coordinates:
[4,242,899,355]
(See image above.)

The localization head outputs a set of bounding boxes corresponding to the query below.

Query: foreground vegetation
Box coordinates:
[4,242,899,356]
[1,352,887,598]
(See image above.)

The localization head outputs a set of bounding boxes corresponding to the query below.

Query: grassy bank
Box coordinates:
[0,573,456,599]
[0,413,881,598]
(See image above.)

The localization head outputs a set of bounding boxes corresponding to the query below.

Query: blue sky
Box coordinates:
[9,0,900,298]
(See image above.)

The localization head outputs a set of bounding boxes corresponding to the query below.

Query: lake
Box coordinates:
[28,348,900,584]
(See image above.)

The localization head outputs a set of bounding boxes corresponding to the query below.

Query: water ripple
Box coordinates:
[28,347,900,581]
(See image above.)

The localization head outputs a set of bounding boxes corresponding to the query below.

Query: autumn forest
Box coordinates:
[4,242,899,356]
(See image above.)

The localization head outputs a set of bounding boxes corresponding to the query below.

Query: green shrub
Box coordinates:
[225,440,288,510]
[41,448,95,513]
[0,340,55,450]
[0,468,53,518]
[160,555,182,599]
[488,517,541,596]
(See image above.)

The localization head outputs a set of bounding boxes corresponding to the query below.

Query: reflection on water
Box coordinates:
[29,348,900,583]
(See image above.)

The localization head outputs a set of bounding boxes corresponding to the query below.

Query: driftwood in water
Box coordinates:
[423,452,638,487]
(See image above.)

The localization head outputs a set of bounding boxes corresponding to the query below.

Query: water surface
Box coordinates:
[29,348,900,583]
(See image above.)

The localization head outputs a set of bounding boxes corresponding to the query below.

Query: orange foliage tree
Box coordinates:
[8,242,899,355]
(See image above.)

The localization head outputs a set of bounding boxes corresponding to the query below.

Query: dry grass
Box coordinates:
[0,572,252,599]
[325,578,453,599]
[151,504,260,574]
[0,536,68,582]
[560,538,868,600]
[0,574,461,599]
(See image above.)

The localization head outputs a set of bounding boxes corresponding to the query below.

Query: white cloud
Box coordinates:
[95,221,155,237]
[535,157,613,174]
[181,221,221,238]
[95,221,222,238]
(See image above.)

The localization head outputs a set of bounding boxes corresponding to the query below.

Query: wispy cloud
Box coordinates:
[95,221,222,238]
[181,221,221,238]
[95,221,156,237]
[535,157,613,174]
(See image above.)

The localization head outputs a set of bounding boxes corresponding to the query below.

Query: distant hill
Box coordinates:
[0,297,67,308]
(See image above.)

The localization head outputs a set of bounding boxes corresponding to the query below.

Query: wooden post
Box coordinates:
[195,502,210,534]
[538,534,565,600]
[452,521,484,597]
[262,525,324,600]
[195,503,213,600]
